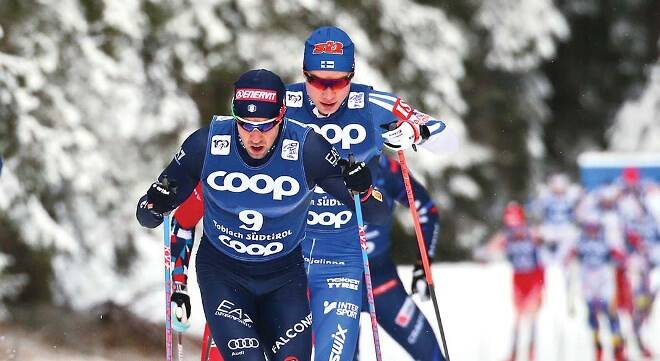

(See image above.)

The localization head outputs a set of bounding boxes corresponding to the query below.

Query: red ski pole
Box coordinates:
[397,150,451,361]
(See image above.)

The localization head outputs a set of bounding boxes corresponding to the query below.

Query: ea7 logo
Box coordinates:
[306,123,366,149]
[312,41,344,55]
[215,299,253,328]
[174,148,186,164]
[206,171,299,200]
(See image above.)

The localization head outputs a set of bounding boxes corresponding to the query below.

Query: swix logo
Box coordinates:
[307,123,366,149]
[328,325,348,361]
[235,88,277,103]
[358,226,368,251]
[219,235,283,257]
[215,299,253,328]
[164,247,171,270]
[392,98,414,121]
[307,210,352,228]
[206,171,299,200]
[312,41,344,55]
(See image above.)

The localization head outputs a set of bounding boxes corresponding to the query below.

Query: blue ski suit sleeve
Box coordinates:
[304,130,388,224]
[136,126,209,228]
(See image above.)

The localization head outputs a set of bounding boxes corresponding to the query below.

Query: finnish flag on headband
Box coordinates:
[320,60,335,69]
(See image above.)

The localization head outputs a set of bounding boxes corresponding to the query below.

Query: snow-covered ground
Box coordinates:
[136,252,660,361]
[3,261,658,361]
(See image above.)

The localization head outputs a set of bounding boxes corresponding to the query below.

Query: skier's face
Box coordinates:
[236,117,281,159]
[304,70,352,116]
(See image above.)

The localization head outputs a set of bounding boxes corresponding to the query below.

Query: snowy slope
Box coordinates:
[132,237,660,361]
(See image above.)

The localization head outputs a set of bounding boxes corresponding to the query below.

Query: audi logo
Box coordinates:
[228,338,260,350]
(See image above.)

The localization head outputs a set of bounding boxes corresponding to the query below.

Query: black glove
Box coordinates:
[171,282,191,332]
[411,263,430,301]
[146,179,177,214]
[338,156,372,194]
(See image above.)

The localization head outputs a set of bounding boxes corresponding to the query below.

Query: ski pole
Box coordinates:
[397,150,451,361]
[176,332,184,361]
[163,211,173,361]
[351,174,383,361]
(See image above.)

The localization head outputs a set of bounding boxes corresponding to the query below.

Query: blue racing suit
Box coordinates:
[354,155,445,361]
[285,82,448,361]
[136,116,387,361]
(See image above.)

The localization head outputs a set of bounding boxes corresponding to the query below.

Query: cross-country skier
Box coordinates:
[565,215,627,361]
[136,69,388,361]
[166,156,446,361]
[477,202,545,361]
[351,155,445,361]
[286,25,457,361]
[529,173,581,262]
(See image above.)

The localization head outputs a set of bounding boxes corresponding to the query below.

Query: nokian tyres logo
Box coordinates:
[206,171,299,200]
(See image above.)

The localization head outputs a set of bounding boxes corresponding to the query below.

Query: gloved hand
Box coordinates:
[381,120,430,150]
[411,263,430,301]
[171,282,191,333]
[146,179,177,215]
[338,156,372,194]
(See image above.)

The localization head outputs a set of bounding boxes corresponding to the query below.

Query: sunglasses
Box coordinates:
[232,107,281,133]
[304,71,353,90]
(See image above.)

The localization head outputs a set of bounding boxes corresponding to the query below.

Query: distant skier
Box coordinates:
[529,173,581,262]
[477,202,545,361]
[565,215,627,361]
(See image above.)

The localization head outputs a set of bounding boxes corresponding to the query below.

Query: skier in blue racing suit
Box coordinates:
[136,69,388,361]
[352,155,445,361]
[287,26,458,361]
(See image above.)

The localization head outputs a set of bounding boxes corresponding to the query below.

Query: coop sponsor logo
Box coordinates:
[206,171,299,200]
[307,210,352,228]
[219,235,284,257]
[306,123,366,149]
